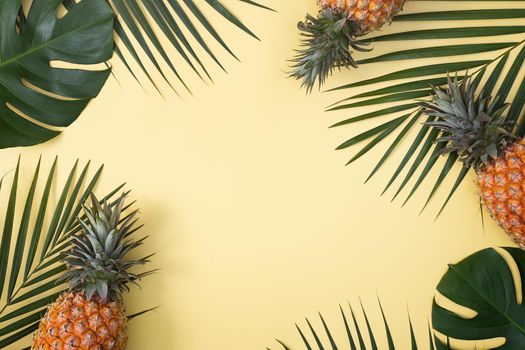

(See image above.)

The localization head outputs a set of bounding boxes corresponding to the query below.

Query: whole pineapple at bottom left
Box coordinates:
[32,193,151,350]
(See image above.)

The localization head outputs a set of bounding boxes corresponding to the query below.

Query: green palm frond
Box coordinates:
[271,298,440,350]
[327,1,525,216]
[0,158,134,349]
[102,0,274,94]
[0,0,273,148]
[271,247,525,349]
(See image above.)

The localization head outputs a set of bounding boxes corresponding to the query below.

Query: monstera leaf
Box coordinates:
[0,0,114,149]
[433,247,525,349]
[0,158,141,349]
[0,0,272,149]
[270,248,525,349]
[327,2,525,216]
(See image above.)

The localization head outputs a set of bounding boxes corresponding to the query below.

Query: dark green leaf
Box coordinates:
[433,247,525,347]
[0,0,114,148]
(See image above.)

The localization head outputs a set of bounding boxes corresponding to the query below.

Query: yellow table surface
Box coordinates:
[4,1,525,349]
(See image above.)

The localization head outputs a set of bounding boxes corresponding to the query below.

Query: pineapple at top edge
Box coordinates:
[290,0,408,92]
[423,75,525,249]
[32,193,152,350]
[319,0,407,32]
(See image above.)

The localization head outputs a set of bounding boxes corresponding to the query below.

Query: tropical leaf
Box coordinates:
[433,247,525,349]
[0,0,114,149]
[102,0,275,94]
[0,157,136,349]
[271,248,525,349]
[327,1,525,216]
[271,299,440,350]
[0,0,273,149]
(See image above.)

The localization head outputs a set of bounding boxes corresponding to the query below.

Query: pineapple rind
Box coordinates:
[319,0,407,33]
[32,291,127,350]
[479,142,525,249]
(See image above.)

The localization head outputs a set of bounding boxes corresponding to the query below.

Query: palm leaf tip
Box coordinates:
[275,339,291,350]
[239,0,276,12]
[276,298,428,349]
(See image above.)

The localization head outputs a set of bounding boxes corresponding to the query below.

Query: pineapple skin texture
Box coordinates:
[32,292,127,350]
[319,0,407,32]
[478,141,525,249]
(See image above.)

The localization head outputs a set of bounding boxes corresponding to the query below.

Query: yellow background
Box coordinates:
[4,1,525,349]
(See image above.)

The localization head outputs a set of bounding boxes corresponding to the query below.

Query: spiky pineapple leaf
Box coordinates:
[327,1,525,216]
[0,158,139,349]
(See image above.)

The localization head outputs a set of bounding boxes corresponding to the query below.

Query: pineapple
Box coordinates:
[32,193,152,350]
[290,0,407,92]
[422,75,525,247]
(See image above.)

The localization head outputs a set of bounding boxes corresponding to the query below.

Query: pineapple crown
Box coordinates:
[421,75,515,169]
[289,8,371,93]
[61,193,153,302]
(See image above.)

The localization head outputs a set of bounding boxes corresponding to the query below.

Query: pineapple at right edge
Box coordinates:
[32,193,153,350]
[423,75,525,248]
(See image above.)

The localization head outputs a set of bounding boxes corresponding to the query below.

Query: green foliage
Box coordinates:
[433,247,525,348]
[270,247,525,349]
[0,158,132,349]
[290,9,369,93]
[99,0,274,94]
[328,2,525,216]
[270,298,439,350]
[0,0,114,149]
[0,0,273,149]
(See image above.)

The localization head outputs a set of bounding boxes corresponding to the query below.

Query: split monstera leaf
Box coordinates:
[0,0,114,149]
[0,0,272,149]
[433,247,525,348]
[270,248,525,349]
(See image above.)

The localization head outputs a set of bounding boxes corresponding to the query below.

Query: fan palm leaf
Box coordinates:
[0,0,273,149]
[0,158,140,349]
[102,0,274,94]
[327,1,525,216]
[270,298,439,350]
